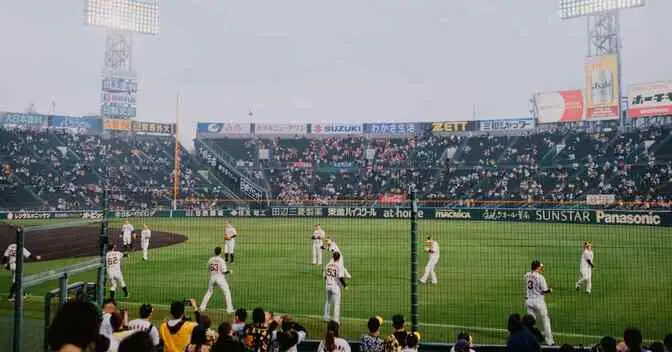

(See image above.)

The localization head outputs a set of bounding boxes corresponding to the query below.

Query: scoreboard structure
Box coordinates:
[85,0,160,120]
[558,0,646,123]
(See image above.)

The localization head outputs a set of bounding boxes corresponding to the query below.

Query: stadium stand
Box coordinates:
[1,121,671,210]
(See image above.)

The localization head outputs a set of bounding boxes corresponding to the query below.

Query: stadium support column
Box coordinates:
[97,190,108,307]
[13,226,24,352]
[409,189,419,332]
[173,93,182,211]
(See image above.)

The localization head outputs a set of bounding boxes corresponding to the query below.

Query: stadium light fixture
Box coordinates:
[85,0,159,35]
[559,0,644,20]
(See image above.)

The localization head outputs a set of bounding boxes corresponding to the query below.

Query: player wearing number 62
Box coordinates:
[524,260,554,346]
[200,246,235,313]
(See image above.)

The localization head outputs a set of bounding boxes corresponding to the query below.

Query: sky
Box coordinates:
[0,0,671,146]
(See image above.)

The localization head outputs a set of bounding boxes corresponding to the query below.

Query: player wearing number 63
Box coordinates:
[524,260,554,346]
[323,251,347,323]
[200,246,235,313]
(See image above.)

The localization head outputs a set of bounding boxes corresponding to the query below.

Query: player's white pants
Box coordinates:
[200,276,234,313]
[312,243,323,265]
[141,238,150,260]
[420,256,439,284]
[123,233,132,246]
[108,271,127,291]
[225,239,236,254]
[575,269,592,293]
[9,263,16,283]
[526,299,554,345]
[323,285,341,323]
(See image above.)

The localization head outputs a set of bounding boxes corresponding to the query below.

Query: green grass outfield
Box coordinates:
[1,217,671,347]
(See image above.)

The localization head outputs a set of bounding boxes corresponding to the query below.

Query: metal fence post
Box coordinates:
[98,189,109,306]
[410,189,419,332]
[12,226,24,352]
[59,273,69,306]
[43,292,53,352]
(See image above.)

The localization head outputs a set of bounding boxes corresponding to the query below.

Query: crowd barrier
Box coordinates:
[2,206,671,227]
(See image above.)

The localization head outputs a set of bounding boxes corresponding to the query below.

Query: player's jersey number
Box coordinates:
[527,280,533,290]
[326,267,337,278]
[107,257,119,266]
[209,263,220,273]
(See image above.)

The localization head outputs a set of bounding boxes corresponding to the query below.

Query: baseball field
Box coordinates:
[1,217,671,349]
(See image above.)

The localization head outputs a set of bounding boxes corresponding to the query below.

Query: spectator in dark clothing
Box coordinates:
[386,314,408,349]
[242,307,271,352]
[596,336,617,352]
[559,344,575,352]
[506,313,541,352]
[663,334,672,352]
[360,316,384,352]
[624,328,645,352]
[119,331,153,352]
[48,300,110,352]
[213,322,245,352]
[649,341,665,352]
[523,314,544,343]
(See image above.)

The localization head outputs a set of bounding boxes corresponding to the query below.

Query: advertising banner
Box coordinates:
[586,194,616,206]
[10,207,667,226]
[0,112,48,127]
[311,123,363,134]
[479,118,535,131]
[628,81,672,118]
[131,121,175,134]
[585,54,620,120]
[103,118,131,131]
[429,121,475,133]
[378,193,407,205]
[363,122,419,135]
[196,122,251,134]
[534,90,584,123]
[49,115,103,132]
[254,123,307,135]
[100,73,137,119]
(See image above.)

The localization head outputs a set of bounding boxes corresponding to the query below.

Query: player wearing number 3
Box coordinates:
[200,246,235,313]
[524,260,554,346]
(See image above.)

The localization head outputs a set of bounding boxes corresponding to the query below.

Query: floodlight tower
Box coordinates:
[85,0,160,120]
[559,0,645,124]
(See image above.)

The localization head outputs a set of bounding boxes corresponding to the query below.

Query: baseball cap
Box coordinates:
[531,260,543,271]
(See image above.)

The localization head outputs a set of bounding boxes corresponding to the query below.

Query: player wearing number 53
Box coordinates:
[524,260,554,346]
[200,246,235,313]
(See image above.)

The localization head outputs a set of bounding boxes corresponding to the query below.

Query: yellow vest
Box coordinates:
[160,320,197,352]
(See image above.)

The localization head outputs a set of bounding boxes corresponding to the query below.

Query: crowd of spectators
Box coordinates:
[202,123,672,208]
[46,296,672,352]
[1,121,672,210]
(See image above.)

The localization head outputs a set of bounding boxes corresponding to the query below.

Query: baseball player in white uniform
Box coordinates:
[311,224,325,265]
[323,252,347,323]
[322,237,351,279]
[3,243,40,301]
[140,224,152,261]
[224,221,238,263]
[575,241,594,294]
[106,244,128,300]
[420,237,439,284]
[200,246,235,313]
[524,260,554,346]
[121,220,134,255]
